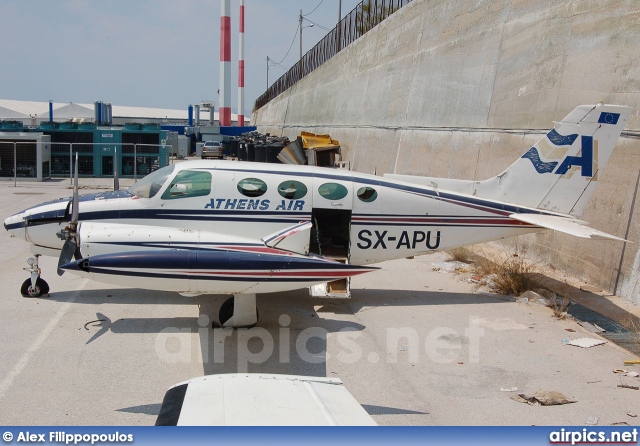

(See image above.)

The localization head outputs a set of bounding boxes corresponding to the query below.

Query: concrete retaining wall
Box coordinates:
[253,0,640,304]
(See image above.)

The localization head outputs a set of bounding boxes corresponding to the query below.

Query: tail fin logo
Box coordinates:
[521,148,558,173]
[555,136,593,177]
[521,131,595,178]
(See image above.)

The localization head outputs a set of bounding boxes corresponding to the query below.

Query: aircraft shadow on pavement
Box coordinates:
[346,288,512,312]
[72,287,511,375]
[360,404,428,416]
[116,403,162,416]
[84,313,205,344]
[45,288,199,306]
[197,290,365,378]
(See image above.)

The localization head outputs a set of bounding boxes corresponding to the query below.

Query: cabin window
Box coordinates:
[278,180,308,200]
[356,186,378,203]
[237,178,267,197]
[161,170,212,200]
[128,164,175,198]
[318,182,348,200]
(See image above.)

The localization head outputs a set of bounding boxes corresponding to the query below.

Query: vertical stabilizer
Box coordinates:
[486,103,632,216]
[385,104,633,217]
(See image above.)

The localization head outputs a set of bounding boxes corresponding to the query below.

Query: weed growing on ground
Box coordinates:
[448,248,472,264]
[548,294,571,319]
[473,246,541,296]
[619,314,640,352]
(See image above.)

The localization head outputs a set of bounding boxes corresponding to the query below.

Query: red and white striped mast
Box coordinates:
[219,0,232,126]
[238,0,245,126]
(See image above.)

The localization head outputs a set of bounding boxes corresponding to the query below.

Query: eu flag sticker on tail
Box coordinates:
[598,112,620,125]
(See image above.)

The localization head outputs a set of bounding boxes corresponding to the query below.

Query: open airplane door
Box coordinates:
[309,175,353,298]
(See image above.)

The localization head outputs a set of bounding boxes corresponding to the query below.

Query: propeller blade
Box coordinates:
[58,152,81,275]
[71,152,79,223]
[113,146,119,191]
[57,238,77,276]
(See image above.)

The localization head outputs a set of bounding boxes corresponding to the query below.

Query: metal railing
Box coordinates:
[254,0,413,111]
[0,141,172,189]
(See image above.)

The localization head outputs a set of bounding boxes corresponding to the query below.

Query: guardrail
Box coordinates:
[254,0,413,111]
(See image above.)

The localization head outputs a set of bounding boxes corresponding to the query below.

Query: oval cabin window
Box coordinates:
[318,182,348,200]
[356,186,378,203]
[278,180,308,200]
[237,178,267,197]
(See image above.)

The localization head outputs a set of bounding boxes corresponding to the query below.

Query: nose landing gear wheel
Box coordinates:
[20,278,50,298]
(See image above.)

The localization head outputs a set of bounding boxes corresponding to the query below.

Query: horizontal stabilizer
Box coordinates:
[509,213,629,242]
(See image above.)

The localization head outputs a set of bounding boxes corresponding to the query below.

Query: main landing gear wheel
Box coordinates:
[218,294,259,328]
[20,277,49,298]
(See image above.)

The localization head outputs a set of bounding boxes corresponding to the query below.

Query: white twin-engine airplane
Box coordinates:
[3,104,633,327]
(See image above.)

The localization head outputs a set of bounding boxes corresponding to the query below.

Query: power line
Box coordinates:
[268,59,288,70]
[271,26,299,65]
[303,0,324,17]
[303,17,330,32]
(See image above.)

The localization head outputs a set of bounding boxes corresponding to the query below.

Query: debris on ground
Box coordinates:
[519,291,550,306]
[566,338,607,348]
[500,387,518,392]
[511,390,576,406]
[484,274,497,290]
[624,360,640,365]
[615,370,639,377]
[578,321,606,333]
[617,384,639,390]
[627,412,638,418]
[585,416,599,425]
[431,261,469,273]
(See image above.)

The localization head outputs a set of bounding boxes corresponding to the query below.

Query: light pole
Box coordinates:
[338,0,342,52]
[299,11,314,78]
[266,56,270,89]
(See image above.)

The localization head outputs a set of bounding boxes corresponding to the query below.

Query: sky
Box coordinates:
[0,0,362,114]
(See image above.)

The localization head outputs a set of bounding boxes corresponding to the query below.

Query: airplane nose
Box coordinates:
[4,213,24,231]
[4,213,26,238]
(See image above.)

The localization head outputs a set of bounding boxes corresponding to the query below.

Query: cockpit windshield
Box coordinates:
[127,165,176,198]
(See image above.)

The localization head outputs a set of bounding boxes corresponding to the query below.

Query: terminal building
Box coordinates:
[0,99,255,180]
